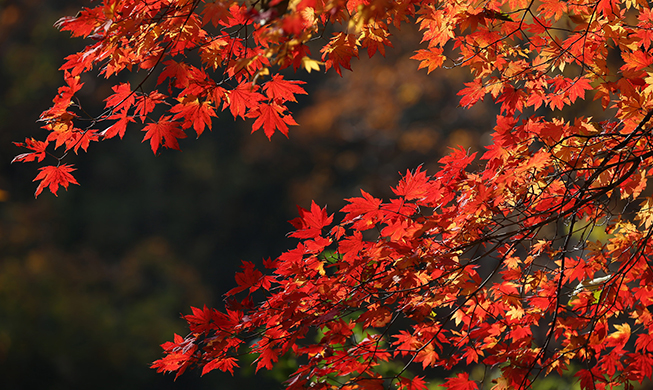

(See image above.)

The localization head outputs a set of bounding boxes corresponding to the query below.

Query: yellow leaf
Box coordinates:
[625,0,640,9]
[506,305,525,320]
[636,197,653,229]
[301,56,322,73]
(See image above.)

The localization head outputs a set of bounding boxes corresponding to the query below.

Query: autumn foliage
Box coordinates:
[15,0,653,389]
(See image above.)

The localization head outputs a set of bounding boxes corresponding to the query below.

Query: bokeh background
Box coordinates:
[0,0,498,389]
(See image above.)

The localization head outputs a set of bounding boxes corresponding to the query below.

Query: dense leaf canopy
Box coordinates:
[15,0,653,389]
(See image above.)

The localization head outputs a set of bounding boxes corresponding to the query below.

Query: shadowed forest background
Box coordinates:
[0,0,516,389]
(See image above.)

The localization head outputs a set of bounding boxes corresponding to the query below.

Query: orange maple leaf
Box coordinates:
[411,47,445,74]
[606,323,631,351]
[320,33,359,76]
[458,79,486,108]
[567,77,593,104]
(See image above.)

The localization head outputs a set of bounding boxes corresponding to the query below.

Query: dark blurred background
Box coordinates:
[0,0,497,389]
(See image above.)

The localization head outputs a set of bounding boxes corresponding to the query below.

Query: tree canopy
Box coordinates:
[14,0,653,389]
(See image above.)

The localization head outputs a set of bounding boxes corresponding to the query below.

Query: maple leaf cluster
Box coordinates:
[151,120,653,389]
[17,0,653,389]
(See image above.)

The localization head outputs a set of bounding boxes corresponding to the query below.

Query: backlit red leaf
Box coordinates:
[141,117,187,154]
[12,138,48,163]
[262,75,307,102]
[248,102,298,139]
[33,164,79,198]
[440,373,478,390]
[225,83,264,119]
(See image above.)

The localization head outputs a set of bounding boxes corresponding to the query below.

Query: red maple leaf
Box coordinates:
[575,369,596,390]
[398,376,428,390]
[248,102,298,139]
[225,83,264,119]
[635,332,653,352]
[341,190,383,227]
[54,7,106,38]
[621,50,653,72]
[33,164,79,198]
[101,113,135,139]
[170,97,216,137]
[636,9,653,49]
[393,166,431,200]
[151,333,196,380]
[141,117,187,154]
[605,323,631,351]
[157,60,190,88]
[202,0,231,27]
[183,306,214,333]
[151,352,191,374]
[67,129,99,153]
[567,77,593,104]
[45,118,77,150]
[547,93,568,111]
[458,79,486,108]
[201,357,239,376]
[254,344,279,372]
[281,13,305,36]
[262,75,307,102]
[288,200,333,239]
[134,92,166,122]
[12,138,49,163]
[104,83,135,112]
[40,72,83,120]
[440,373,478,390]
[226,261,266,296]
[537,0,567,20]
